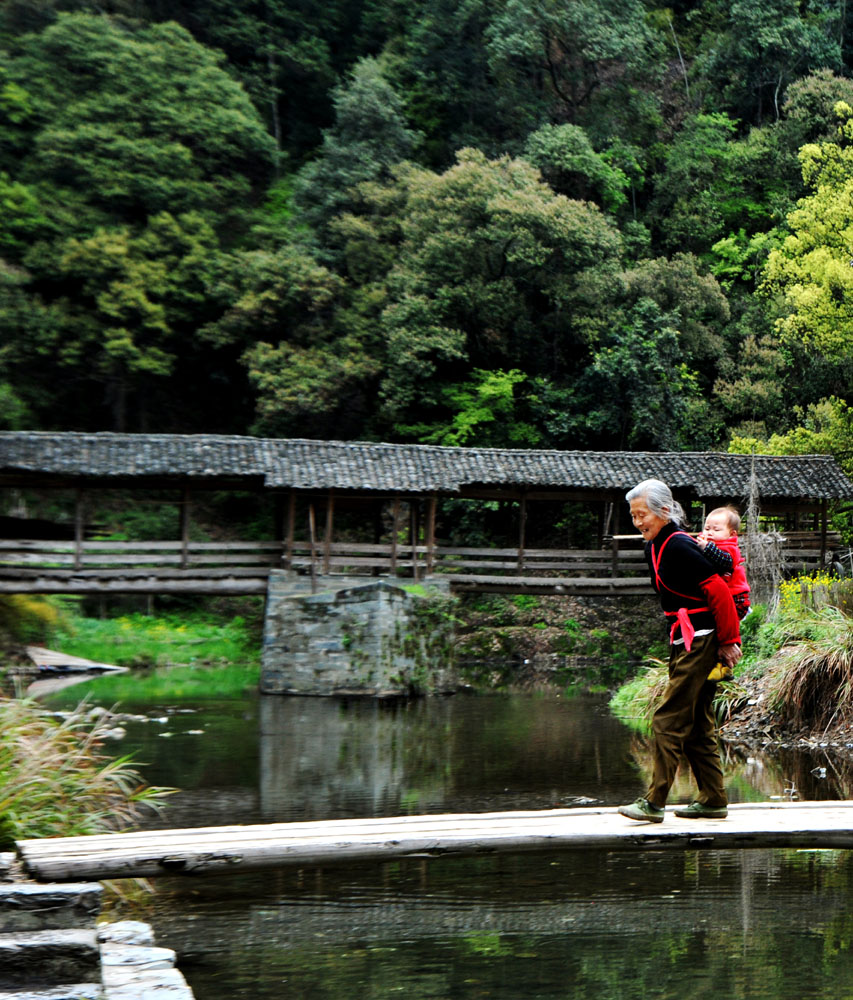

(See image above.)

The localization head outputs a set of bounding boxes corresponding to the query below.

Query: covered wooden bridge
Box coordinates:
[0,431,850,596]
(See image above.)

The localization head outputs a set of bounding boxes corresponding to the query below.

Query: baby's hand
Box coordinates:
[695,533,708,549]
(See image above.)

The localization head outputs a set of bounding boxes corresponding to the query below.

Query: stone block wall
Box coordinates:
[260,572,458,696]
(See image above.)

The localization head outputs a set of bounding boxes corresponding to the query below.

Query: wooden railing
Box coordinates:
[0,539,282,593]
[0,539,282,571]
[286,541,649,578]
[0,535,833,594]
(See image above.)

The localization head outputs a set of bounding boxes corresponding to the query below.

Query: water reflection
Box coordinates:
[66,689,853,1000]
[258,694,642,822]
[153,847,853,1000]
[106,692,853,828]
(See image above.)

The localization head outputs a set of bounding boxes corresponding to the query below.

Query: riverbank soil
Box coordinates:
[455,593,666,689]
[720,671,853,757]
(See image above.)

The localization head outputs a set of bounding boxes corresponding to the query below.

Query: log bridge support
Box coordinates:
[16,802,853,882]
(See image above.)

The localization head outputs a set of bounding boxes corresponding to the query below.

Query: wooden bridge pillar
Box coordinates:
[179,487,190,570]
[517,492,527,574]
[74,489,85,571]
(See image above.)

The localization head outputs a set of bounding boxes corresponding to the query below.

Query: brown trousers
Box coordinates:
[646,633,727,809]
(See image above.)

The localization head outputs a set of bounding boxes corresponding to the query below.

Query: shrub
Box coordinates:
[0,595,61,644]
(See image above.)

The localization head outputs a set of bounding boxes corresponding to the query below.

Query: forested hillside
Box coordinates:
[0,0,851,471]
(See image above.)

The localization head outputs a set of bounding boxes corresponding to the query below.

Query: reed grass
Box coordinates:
[0,698,172,848]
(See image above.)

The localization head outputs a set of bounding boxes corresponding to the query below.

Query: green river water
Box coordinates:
[65,690,853,1000]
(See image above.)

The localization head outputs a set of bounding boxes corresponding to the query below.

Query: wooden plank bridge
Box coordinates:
[17,802,853,882]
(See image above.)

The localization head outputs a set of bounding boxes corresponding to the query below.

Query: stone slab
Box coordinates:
[0,929,100,987]
[99,927,195,1000]
[100,943,176,974]
[0,985,102,999]
[97,921,154,947]
[101,968,193,1000]
[0,884,102,933]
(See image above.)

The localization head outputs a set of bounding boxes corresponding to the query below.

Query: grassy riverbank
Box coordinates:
[38,600,262,706]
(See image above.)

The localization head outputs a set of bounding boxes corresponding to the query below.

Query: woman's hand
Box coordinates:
[718,643,742,669]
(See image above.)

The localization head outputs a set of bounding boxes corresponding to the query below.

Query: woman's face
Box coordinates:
[629,497,668,542]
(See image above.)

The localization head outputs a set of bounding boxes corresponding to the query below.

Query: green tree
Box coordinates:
[649,114,775,256]
[762,102,853,369]
[293,57,418,253]
[202,244,382,439]
[0,13,277,431]
[696,0,841,125]
[572,298,704,450]
[5,213,220,430]
[6,14,276,225]
[522,124,629,213]
[713,332,787,439]
[399,369,541,447]
[391,0,498,162]
[729,396,853,478]
[374,149,622,430]
[484,0,662,143]
[619,253,730,382]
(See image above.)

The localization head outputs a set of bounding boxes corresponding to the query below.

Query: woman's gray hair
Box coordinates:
[625,478,685,526]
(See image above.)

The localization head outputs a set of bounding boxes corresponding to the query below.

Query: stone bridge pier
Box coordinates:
[260,571,458,697]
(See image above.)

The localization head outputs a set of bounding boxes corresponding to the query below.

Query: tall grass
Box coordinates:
[0,698,172,847]
[766,605,853,732]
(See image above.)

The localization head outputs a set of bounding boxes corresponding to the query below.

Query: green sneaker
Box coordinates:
[618,797,665,823]
[674,801,728,819]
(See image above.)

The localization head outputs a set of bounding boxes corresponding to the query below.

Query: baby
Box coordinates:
[696,505,751,620]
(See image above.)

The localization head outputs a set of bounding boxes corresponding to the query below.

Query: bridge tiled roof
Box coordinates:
[0,432,851,502]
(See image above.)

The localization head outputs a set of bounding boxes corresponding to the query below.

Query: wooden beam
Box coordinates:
[308,503,318,592]
[410,502,419,582]
[610,499,621,577]
[74,489,85,571]
[517,493,527,574]
[179,487,190,570]
[323,491,334,575]
[390,497,400,575]
[17,802,853,881]
[283,491,296,569]
[426,496,437,574]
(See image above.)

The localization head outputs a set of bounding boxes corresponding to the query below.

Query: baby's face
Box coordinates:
[703,513,733,541]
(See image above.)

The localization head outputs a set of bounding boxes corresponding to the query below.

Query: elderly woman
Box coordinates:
[619,479,742,823]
